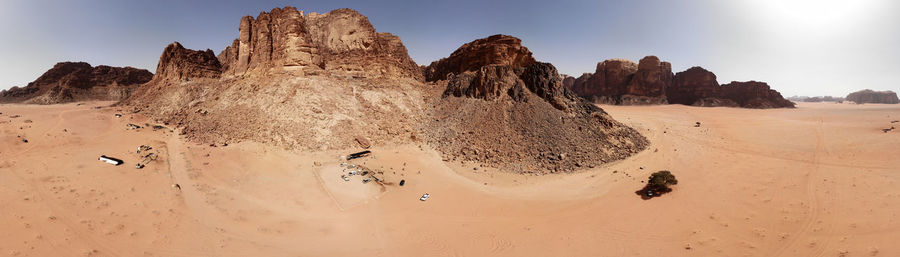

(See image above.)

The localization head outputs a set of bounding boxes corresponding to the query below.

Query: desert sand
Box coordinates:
[1,101,899,256]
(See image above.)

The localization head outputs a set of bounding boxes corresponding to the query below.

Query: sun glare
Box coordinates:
[752,0,882,29]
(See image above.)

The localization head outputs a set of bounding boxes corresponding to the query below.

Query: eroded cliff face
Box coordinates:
[569,56,672,105]
[846,89,900,104]
[0,62,152,104]
[571,59,637,104]
[155,42,222,81]
[570,58,794,109]
[121,7,427,151]
[669,66,720,105]
[424,34,536,82]
[216,7,421,80]
[718,81,795,108]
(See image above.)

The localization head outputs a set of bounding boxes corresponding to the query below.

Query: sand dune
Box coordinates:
[1,102,898,256]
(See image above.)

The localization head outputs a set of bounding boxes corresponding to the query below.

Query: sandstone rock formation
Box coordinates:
[216,7,421,80]
[0,62,152,104]
[122,7,426,151]
[669,66,721,105]
[845,89,899,104]
[570,59,636,104]
[569,56,671,105]
[155,42,222,81]
[718,81,795,108]
[569,59,794,109]
[426,35,647,172]
[626,56,672,100]
[424,34,536,82]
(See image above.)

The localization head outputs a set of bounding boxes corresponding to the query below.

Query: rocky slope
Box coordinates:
[425,35,648,173]
[569,57,794,108]
[0,62,152,104]
[122,7,426,150]
[845,89,899,104]
[120,8,647,172]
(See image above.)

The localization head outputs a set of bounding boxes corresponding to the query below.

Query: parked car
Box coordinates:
[420,193,430,201]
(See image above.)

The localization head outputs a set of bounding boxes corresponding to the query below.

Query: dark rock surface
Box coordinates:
[0,62,152,104]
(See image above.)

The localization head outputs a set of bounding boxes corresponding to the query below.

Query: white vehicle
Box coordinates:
[98,155,123,166]
[419,193,430,201]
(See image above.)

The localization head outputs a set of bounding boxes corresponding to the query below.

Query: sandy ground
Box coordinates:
[1,101,899,256]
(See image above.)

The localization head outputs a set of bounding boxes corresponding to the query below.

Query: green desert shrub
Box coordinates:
[636,170,678,200]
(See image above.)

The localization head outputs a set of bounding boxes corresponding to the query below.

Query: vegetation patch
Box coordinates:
[636,170,678,200]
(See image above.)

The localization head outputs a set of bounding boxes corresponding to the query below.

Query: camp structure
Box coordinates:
[98,155,124,166]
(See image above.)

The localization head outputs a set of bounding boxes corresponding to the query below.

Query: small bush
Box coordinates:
[636,170,678,200]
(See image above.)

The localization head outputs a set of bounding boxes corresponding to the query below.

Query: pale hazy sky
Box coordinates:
[1,0,897,97]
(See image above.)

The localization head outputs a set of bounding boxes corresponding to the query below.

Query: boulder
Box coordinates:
[425,34,536,82]
[845,89,899,104]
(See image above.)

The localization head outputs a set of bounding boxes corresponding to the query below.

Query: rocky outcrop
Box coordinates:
[216,7,421,80]
[425,34,536,82]
[626,56,671,99]
[155,42,222,81]
[571,59,636,101]
[0,62,152,104]
[426,35,647,173]
[569,56,671,105]
[669,66,720,105]
[845,89,899,104]
[121,7,427,152]
[718,81,795,108]
[568,57,794,109]
[669,69,794,108]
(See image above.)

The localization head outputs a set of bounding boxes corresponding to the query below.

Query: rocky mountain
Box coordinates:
[122,7,426,150]
[424,34,536,82]
[569,58,794,108]
[425,35,647,173]
[0,62,152,104]
[216,7,421,80]
[845,89,899,104]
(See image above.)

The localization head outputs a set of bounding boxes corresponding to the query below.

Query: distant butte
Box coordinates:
[0,62,152,104]
[845,89,899,104]
[568,57,795,108]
